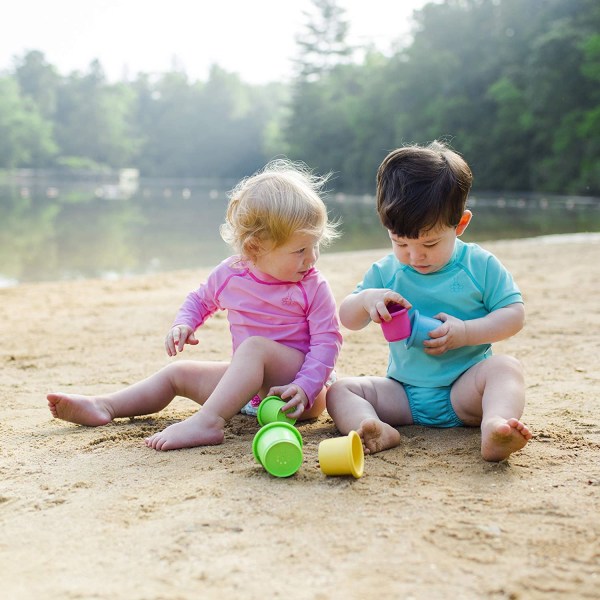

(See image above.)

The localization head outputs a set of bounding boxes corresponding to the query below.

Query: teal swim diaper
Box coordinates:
[402,382,463,428]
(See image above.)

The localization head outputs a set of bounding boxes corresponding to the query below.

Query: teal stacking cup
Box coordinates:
[405,310,443,349]
[256,395,297,426]
[252,422,303,477]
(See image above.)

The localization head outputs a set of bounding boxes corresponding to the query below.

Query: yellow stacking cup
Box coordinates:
[318,430,364,478]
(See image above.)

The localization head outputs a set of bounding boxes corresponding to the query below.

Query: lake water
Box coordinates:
[1,174,599,286]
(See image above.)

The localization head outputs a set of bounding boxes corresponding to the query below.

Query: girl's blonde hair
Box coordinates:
[220,159,339,258]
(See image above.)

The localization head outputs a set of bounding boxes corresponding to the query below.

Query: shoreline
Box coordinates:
[2,231,599,290]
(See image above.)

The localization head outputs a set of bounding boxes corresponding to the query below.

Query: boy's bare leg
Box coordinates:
[47,360,228,426]
[326,376,412,454]
[451,355,532,462]
[145,337,307,451]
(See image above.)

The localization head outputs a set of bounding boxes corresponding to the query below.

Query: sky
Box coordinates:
[1,0,433,84]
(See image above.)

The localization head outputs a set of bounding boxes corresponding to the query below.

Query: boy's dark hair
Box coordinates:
[376,141,473,238]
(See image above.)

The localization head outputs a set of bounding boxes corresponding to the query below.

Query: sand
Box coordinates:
[1,234,599,599]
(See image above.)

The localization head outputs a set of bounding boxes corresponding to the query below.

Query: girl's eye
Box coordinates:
[296,248,305,254]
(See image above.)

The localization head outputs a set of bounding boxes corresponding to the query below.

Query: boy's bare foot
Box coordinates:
[481,417,532,462]
[47,393,113,426]
[357,418,401,455]
[145,411,225,451]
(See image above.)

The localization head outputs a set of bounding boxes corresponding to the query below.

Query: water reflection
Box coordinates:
[1,178,598,286]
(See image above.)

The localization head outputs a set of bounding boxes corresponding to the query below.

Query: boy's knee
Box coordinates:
[497,354,523,373]
[326,379,349,407]
[485,355,524,380]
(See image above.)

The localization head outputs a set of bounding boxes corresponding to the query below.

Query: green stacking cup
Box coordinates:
[252,422,303,478]
[256,395,297,426]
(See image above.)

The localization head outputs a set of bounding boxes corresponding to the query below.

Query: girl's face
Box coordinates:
[251,231,321,282]
[388,210,471,275]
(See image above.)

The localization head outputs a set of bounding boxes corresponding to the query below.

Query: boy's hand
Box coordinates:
[362,289,412,324]
[423,313,467,355]
[165,324,199,356]
[267,384,308,419]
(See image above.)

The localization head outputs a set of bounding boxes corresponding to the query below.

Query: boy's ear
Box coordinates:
[456,210,472,236]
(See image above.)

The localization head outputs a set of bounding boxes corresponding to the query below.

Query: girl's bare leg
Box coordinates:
[300,386,326,420]
[451,355,532,461]
[47,361,229,426]
[326,376,412,454]
[145,337,307,451]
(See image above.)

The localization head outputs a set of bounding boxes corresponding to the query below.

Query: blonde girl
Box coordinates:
[48,160,342,451]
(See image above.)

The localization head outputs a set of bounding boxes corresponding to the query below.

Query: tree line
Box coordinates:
[1,0,598,195]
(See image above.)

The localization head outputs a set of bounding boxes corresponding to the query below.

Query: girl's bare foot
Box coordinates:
[47,393,113,426]
[144,411,225,451]
[357,418,401,455]
[481,417,532,462]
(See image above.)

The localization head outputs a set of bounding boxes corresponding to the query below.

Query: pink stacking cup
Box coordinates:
[380,303,411,342]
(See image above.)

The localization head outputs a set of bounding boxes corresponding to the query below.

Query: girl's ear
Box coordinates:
[243,236,262,261]
[456,210,472,236]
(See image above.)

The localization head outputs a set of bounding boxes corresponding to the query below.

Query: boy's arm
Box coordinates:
[339,289,412,330]
[463,303,525,345]
[425,302,524,355]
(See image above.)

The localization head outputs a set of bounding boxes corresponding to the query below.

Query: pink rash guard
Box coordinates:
[172,256,342,407]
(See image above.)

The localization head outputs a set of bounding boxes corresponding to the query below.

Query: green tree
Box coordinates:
[54,60,138,168]
[293,0,354,81]
[14,50,60,119]
[0,77,57,168]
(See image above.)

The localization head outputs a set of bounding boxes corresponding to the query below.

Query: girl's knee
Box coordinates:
[236,336,284,360]
[237,335,268,351]
[161,360,192,378]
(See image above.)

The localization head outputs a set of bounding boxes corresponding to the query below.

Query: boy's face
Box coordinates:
[388,211,471,275]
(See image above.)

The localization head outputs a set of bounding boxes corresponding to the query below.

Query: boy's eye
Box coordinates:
[424,242,438,248]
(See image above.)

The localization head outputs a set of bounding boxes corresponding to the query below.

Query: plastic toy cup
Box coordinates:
[380,303,411,342]
[318,430,364,479]
[252,422,303,478]
[256,395,297,426]
[405,310,443,349]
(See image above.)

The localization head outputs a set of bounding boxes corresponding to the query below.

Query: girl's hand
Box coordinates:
[363,289,412,324]
[267,384,308,419]
[422,313,467,355]
[165,324,199,356]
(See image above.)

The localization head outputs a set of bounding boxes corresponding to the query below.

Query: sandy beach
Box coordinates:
[1,234,599,599]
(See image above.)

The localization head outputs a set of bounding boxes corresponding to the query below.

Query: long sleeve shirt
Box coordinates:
[173,256,342,407]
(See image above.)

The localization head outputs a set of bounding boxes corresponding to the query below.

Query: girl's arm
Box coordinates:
[291,280,342,408]
[167,263,226,355]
